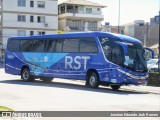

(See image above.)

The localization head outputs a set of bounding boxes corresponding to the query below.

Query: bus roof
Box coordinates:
[8,31,142,44]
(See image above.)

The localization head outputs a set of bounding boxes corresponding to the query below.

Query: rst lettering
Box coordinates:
[65,56,90,70]
[74,56,81,70]
[65,56,73,69]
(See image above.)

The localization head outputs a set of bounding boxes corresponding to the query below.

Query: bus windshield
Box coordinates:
[125,44,147,72]
[99,37,147,72]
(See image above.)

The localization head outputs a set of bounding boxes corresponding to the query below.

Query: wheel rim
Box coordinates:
[89,76,96,87]
[23,71,29,80]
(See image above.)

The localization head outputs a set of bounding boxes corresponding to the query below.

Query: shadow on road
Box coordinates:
[0,79,149,95]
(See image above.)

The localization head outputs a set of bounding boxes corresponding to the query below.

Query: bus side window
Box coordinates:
[20,40,34,52]
[33,39,46,52]
[111,45,123,66]
[7,40,20,52]
[55,39,63,52]
[63,38,79,52]
[79,38,98,53]
[46,39,56,52]
[103,45,112,61]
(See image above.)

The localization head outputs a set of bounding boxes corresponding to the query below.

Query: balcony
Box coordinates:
[58,5,104,21]
[59,12,104,21]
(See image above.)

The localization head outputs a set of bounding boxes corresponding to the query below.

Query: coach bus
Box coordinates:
[5,32,148,90]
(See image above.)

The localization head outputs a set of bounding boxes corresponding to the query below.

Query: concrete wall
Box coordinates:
[58,19,67,30]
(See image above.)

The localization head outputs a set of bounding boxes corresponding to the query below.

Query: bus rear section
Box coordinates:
[5,32,149,90]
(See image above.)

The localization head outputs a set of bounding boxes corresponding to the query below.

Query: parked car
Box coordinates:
[147,59,158,68]
[147,59,159,72]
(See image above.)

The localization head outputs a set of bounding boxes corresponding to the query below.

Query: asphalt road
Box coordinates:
[0,68,159,120]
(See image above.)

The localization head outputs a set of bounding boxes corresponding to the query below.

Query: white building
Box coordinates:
[0,0,58,58]
[58,0,106,31]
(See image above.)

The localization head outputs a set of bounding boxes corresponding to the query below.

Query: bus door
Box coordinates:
[46,39,66,78]
[109,42,128,84]
[32,39,47,76]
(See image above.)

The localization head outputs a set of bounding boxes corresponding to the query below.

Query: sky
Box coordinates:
[59,0,160,25]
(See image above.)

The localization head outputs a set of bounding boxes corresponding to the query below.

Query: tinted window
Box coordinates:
[99,37,112,61]
[55,39,63,52]
[80,38,98,52]
[111,45,123,65]
[32,40,45,52]
[20,40,34,52]
[7,40,20,52]
[46,39,56,52]
[99,37,124,66]
[63,39,79,52]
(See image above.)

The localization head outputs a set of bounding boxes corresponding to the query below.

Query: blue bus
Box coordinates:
[5,32,148,90]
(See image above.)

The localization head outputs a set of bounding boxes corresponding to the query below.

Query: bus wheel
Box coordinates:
[21,68,34,82]
[87,72,99,88]
[41,78,53,82]
[110,85,121,90]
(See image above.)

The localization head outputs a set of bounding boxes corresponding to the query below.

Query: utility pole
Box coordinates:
[158,11,160,73]
[118,0,120,34]
[144,34,147,47]
[144,22,149,47]
[0,0,3,59]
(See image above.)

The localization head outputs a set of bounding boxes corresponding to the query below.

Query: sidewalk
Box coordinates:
[121,85,160,94]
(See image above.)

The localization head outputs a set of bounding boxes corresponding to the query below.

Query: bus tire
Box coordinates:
[21,68,34,82]
[41,78,53,82]
[87,72,99,88]
[110,85,121,90]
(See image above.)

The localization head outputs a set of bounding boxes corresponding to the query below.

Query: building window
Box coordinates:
[97,8,100,11]
[38,31,45,35]
[30,16,34,22]
[37,16,45,23]
[18,15,26,22]
[30,31,34,36]
[37,1,45,8]
[18,0,26,7]
[30,1,34,7]
[86,8,92,13]
[17,30,26,36]
[69,20,83,30]
[88,21,97,31]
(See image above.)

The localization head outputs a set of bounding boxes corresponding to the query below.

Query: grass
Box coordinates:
[0,106,14,111]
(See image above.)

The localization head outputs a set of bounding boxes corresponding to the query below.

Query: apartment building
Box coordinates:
[124,18,159,47]
[0,0,58,58]
[58,0,106,31]
[150,11,160,25]
[102,22,125,34]
[123,20,149,46]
